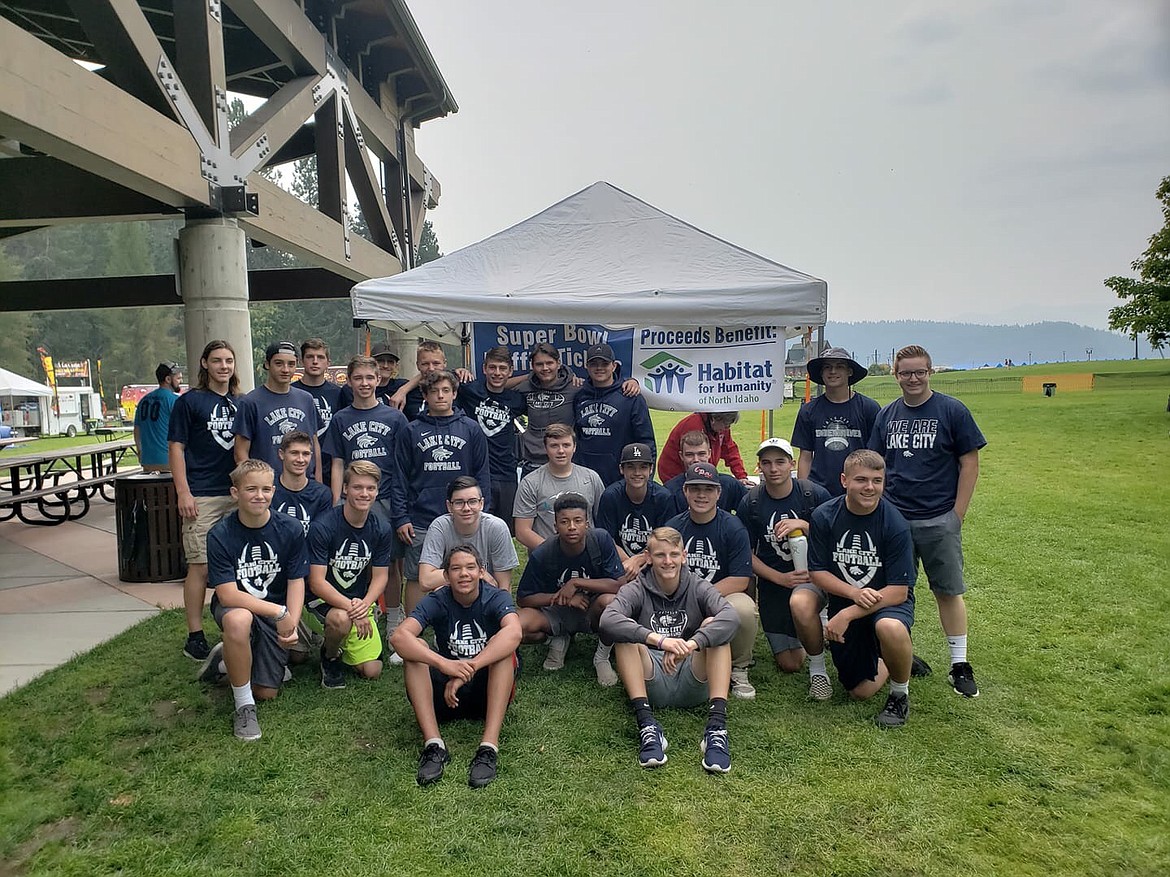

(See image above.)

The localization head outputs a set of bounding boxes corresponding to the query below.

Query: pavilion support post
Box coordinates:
[178,217,255,391]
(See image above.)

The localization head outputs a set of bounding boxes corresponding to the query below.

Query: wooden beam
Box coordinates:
[314,92,346,225]
[0,157,178,226]
[344,109,399,257]
[222,0,327,77]
[0,19,209,207]
[172,0,229,143]
[229,75,318,163]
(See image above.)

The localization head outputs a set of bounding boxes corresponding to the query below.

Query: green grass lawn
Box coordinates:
[2,374,1168,876]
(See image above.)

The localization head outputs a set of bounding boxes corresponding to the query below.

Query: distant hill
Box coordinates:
[816,321,1159,369]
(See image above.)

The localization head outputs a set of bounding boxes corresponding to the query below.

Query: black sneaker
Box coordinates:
[468,745,499,789]
[948,661,979,698]
[196,642,225,683]
[183,633,211,661]
[637,723,668,768]
[875,692,909,728]
[320,647,346,690]
[910,654,932,677]
[416,742,450,786]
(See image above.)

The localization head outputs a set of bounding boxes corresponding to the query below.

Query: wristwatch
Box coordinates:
[274,605,288,622]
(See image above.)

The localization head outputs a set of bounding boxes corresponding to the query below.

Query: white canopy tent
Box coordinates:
[0,367,52,398]
[351,182,827,342]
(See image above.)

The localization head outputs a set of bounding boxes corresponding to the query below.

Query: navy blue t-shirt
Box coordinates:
[736,480,831,633]
[791,392,881,497]
[666,509,751,584]
[293,378,343,487]
[664,471,747,515]
[322,403,409,517]
[338,378,407,410]
[457,378,527,483]
[516,529,624,600]
[410,584,517,661]
[207,510,309,605]
[167,389,238,496]
[272,478,333,537]
[808,496,915,615]
[595,480,676,557]
[307,506,394,601]
[232,385,320,476]
[869,392,987,520]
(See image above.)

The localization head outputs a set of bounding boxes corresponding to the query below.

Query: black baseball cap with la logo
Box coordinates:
[620,442,653,465]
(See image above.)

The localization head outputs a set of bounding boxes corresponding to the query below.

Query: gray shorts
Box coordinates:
[765,631,803,654]
[403,525,428,580]
[540,604,593,637]
[212,601,288,690]
[646,650,709,708]
[909,510,966,596]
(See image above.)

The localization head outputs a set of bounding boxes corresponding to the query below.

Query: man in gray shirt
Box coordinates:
[418,477,519,593]
[514,423,604,550]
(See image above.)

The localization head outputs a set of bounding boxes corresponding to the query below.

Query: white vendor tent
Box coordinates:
[0,367,52,398]
[351,181,827,341]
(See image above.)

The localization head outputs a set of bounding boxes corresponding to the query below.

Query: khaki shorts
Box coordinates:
[182,495,236,563]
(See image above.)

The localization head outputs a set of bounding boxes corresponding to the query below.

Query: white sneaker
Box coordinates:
[388,651,404,667]
[543,635,570,671]
[594,659,618,687]
[730,667,756,700]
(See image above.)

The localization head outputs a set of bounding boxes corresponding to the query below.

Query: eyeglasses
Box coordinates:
[897,369,929,379]
[449,497,483,509]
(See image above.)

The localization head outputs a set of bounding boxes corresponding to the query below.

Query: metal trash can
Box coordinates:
[1042,382,1056,397]
[115,473,187,582]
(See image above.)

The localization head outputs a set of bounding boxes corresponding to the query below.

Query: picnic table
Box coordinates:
[0,439,141,525]
[94,426,133,442]
[0,436,37,451]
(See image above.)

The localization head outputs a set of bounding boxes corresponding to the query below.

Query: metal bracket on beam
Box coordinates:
[209,0,222,23]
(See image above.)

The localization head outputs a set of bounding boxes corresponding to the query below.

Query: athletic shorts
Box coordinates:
[909,511,966,596]
[212,601,288,690]
[304,602,383,666]
[491,477,518,535]
[645,650,709,709]
[424,653,519,722]
[403,525,428,581]
[540,604,593,637]
[827,602,915,692]
[765,583,825,654]
[182,495,236,563]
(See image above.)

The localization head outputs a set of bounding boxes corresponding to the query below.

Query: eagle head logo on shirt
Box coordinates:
[236,541,280,598]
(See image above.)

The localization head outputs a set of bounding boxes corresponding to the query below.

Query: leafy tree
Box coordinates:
[1107,175,1170,351]
[867,362,891,376]
[417,220,441,264]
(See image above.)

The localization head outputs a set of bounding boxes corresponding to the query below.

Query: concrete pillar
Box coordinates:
[178,217,255,391]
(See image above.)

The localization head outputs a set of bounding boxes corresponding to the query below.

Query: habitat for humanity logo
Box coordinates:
[641,352,693,394]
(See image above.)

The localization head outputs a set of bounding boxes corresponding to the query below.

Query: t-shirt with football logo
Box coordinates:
[322,403,409,518]
[167,388,239,496]
[666,509,752,585]
[293,378,343,487]
[410,584,517,661]
[790,393,881,497]
[306,505,394,602]
[736,480,832,634]
[595,480,676,557]
[457,378,527,485]
[807,495,916,618]
[272,479,334,537]
[207,510,309,608]
[516,528,624,601]
[232,385,321,477]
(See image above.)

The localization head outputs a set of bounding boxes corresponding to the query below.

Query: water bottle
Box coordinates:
[788,528,808,573]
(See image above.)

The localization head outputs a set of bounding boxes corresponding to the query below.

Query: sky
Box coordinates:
[405,0,1170,329]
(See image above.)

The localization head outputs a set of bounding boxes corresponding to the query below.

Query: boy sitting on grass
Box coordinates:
[391,545,522,789]
[306,461,394,689]
[198,460,307,741]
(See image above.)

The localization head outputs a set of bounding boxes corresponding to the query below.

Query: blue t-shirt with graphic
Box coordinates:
[595,480,676,557]
[207,510,309,606]
[307,505,393,601]
[167,389,238,496]
[664,471,746,515]
[271,479,333,537]
[322,403,409,518]
[666,509,751,585]
[791,393,881,497]
[869,392,986,520]
[516,529,624,600]
[808,495,915,616]
[457,378,527,483]
[232,385,320,476]
[293,378,343,488]
[410,584,517,661]
[135,387,179,466]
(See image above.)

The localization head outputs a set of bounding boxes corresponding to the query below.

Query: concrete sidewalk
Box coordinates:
[0,502,184,696]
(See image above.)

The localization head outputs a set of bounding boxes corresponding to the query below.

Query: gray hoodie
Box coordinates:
[600,565,738,649]
[517,364,580,466]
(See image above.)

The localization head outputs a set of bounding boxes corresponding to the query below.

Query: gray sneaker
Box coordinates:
[874,692,909,729]
[543,635,570,671]
[730,668,756,700]
[197,642,225,683]
[233,704,261,741]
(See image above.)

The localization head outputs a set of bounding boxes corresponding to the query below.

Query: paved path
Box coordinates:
[0,503,185,696]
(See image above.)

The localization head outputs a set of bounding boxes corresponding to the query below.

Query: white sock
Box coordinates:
[890,679,909,697]
[478,741,499,752]
[231,682,254,711]
[594,642,612,662]
[948,635,968,665]
[424,736,445,750]
[808,651,827,677]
